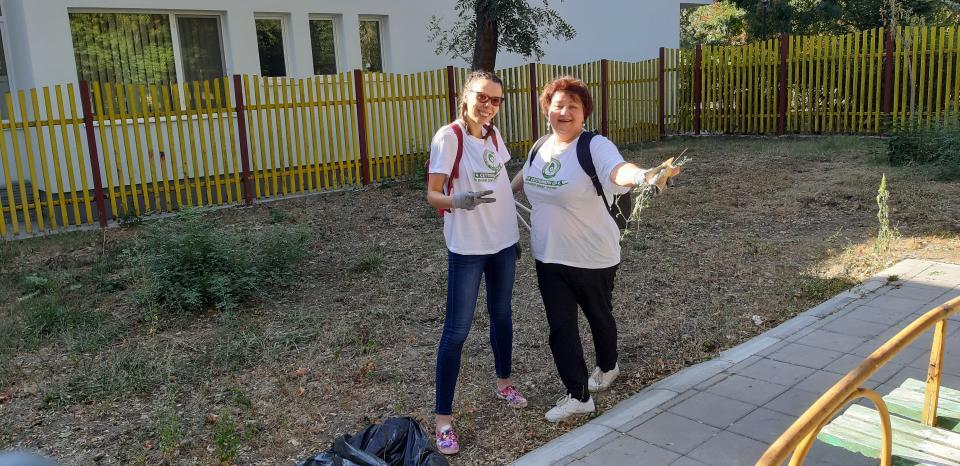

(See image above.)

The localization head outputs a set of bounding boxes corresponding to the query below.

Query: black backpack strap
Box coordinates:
[575,131,611,210]
[526,134,552,168]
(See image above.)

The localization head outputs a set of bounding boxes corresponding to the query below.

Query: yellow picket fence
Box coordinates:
[692,25,960,135]
[0,61,661,238]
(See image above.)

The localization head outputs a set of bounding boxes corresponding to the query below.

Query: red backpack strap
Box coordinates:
[440,122,465,216]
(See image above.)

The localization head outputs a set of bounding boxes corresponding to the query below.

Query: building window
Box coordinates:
[69,12,225,85]
[309,18,337,75]
[359,19,383,72]
[176,16,227,83]
[255,17,286,77]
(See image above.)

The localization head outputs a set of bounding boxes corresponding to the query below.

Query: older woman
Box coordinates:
[426,70,527,454]
[511,76,662,422]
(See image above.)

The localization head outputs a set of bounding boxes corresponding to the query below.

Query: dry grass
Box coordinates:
[1,135,959,465]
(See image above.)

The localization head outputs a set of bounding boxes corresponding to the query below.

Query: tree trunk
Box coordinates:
[472,1,499,71]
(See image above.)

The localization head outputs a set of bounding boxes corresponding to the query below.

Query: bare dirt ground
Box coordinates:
[1,136,959,465]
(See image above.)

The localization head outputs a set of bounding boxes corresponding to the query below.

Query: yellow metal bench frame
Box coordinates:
[758,294,960,466]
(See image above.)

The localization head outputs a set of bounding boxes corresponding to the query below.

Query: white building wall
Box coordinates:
[4,0,708,90]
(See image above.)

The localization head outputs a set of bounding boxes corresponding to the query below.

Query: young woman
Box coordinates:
[426,70,527,454]
[511,76,663,422]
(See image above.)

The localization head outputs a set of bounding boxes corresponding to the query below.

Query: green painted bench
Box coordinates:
[818,378,960,465]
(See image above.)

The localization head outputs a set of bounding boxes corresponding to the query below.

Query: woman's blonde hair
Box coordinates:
[458,70,504,120]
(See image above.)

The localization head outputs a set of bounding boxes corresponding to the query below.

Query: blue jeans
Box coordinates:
[435,244,517,415]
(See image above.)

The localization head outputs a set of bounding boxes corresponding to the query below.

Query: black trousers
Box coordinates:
[535,260,619,402]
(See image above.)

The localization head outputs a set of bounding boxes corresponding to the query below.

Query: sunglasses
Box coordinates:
[467,90,505,106]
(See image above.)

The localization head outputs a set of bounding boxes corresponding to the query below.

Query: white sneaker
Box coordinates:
[544,394,595,422]
[588,363,620,392]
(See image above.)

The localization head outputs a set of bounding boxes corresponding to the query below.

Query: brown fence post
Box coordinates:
[232,75,254,205]
[777,33,789,135]
[882,26,895,132]
[446,65,458,121]
[658,47,666,137]
[353,69,370,185]
[600,59,610,137]
[529,63,539,142]
[694,46,703,135]
[78,80,108,227]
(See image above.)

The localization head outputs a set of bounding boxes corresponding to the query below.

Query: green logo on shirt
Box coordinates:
[541,159,561,179]
[474,149,502,182]
[483,150,498,170]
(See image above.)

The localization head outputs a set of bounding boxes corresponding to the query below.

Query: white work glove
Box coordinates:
[451,190,496,210]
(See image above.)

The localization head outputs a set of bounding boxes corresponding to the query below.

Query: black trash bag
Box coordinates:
[298,417,449,466]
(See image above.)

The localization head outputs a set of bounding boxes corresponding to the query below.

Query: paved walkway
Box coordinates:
[511,259,960,466]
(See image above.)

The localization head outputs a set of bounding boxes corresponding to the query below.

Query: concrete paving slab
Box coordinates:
[792,328,867,353]
[667,391,756,428]
[702,374,789,405]
[626,411,720,455]
[735,358,818,387]
[578,435,681,466]
[685,430,769,466]
[766,342,846,369]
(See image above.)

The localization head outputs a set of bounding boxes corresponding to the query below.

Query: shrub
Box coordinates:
[887,116,960,180]
[129,208,311,313]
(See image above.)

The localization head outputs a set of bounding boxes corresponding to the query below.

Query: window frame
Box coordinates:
[308,14,341,75]
[0,4,15,120]
[253,13,290,78]
[358,16,385,73]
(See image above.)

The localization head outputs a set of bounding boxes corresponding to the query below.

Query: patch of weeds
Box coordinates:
[45,344,173,406]
[888,115,960,180]
[155,388,184,460]
[116,206,144,226]
[201,313,266,375]
[0,242,12,266]
[92,257,125,293]
[12,295,112,353]
[351,246,385,274]
[128,208,312,313]
[799,276,856,301]
[228,386,253,410]
[22,273,54,297]
[213,409,250,465]
[887,274,900,283]
[874,174,899,254]
[268,207,289,224]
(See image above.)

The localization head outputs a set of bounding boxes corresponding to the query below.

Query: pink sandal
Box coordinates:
[496,385,528,408]
[435,424,460,455]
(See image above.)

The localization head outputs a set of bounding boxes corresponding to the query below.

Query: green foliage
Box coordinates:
[155,389,184,459]
[69,13,176,84]
[428,0,576,69]
[44,345,172,406]
[887,116,960,180]
[874,174,899,253]
[0,293,110,355]
[256,19,286,77]
[681,1,748,48]
[723,0,953,42]
[213,409,245,464]
[129,208,312,314]
[351,246,385,274]
[800,276,855,301]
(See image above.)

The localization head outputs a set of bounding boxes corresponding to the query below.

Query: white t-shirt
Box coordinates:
[428,122,520,255]
[523,133,630,269]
